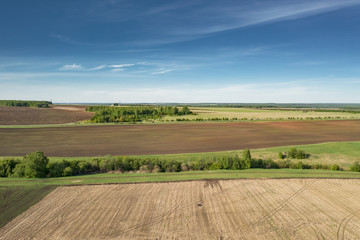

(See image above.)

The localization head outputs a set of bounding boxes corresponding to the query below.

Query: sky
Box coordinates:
[0,0,360,103]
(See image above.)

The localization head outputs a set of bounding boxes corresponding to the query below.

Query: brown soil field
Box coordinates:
[0,105,93,125]
[1,179,360,239]
[1,120,360,157]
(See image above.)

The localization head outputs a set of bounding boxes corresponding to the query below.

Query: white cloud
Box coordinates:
[88,65,106,71]
[111,68,125,72]
[152,69,172,75]
[58,64,83,71]
[109,64,135,68]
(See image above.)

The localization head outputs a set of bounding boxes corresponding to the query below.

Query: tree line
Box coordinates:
[1,149,353,179]
[86,105,192,123]
[0,100,52,108]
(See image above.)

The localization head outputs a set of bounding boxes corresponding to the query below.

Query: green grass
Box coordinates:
[252,141,360,168]
[0,185,56,228]
[2,141,359,168]
[1,169,360,188]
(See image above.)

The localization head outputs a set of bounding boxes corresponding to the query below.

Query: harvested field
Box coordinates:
[0,185,56,228]
[1,120,360,157]
[163,107,360,121]
[0,105,93,125]
[1,179,360,239]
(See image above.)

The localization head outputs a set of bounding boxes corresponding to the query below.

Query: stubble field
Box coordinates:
[1,179,360,240]
[163,107,360,121]
[1,120,360,156]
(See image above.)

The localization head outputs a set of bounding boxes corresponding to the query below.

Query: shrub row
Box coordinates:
[0,100,51,108]
[278,148,310,160]
[1,149,353,179]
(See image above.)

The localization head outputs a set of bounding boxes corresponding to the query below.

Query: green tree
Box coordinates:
[23,151,49,178]
[350,162,360,172]
[288,147,298,158]
[242,148,252,169]
[47,161,65,177]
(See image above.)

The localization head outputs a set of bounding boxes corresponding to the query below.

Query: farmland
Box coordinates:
[1,179,360,239]
[1,120,360,157]
[2,105,360,127]
[163,107,360,121]
[0,105,93,125]
[2,105,360,239]
[0,185,55,228]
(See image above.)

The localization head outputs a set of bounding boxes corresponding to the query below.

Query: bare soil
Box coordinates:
[1,179,360,239]
[0,105,93,125]
[1,120,360,156]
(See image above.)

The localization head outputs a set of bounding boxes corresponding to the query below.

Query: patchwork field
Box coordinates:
[1,179,360,239]
[0,185,56,228]
[163,107,360,121]
[1,120,360,157]
[0,105,93,125]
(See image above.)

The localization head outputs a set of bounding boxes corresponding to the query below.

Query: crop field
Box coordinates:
[0,185,56,228]
[163,107,360,121]
[1,179,360,239]
[1,120,360,157]
[0,105,93,125]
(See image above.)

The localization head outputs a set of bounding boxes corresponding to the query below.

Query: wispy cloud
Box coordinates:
[173,0,360,35]
[152,69,172,75]
[109,64,135,68]
[111,68,125,72]
[58,64,136,72]
[119,0,360,45]
[59,64,83,71]
[87,65,107,71]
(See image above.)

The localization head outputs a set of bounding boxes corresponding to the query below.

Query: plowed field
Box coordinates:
[0,105,93,125]
[1,179,360,239]
[1,120,360,156]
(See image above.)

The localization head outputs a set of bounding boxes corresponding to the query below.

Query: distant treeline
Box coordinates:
[138,103,360,109]
[86,105,192,123]
[2,149,357,179]
[191,103,360,109]
[0,100,52,108]
[265,108,360,114]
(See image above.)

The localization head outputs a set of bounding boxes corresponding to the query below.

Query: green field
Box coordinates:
[38,141,360,169]
[130,141,360,168]
[2,169,360,188]
[2,141,359,168]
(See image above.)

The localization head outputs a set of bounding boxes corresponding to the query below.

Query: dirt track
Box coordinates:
[1,120,360,156]
[1,179,360,239]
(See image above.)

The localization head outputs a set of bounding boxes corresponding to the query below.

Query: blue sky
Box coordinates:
[1,0,360,103]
